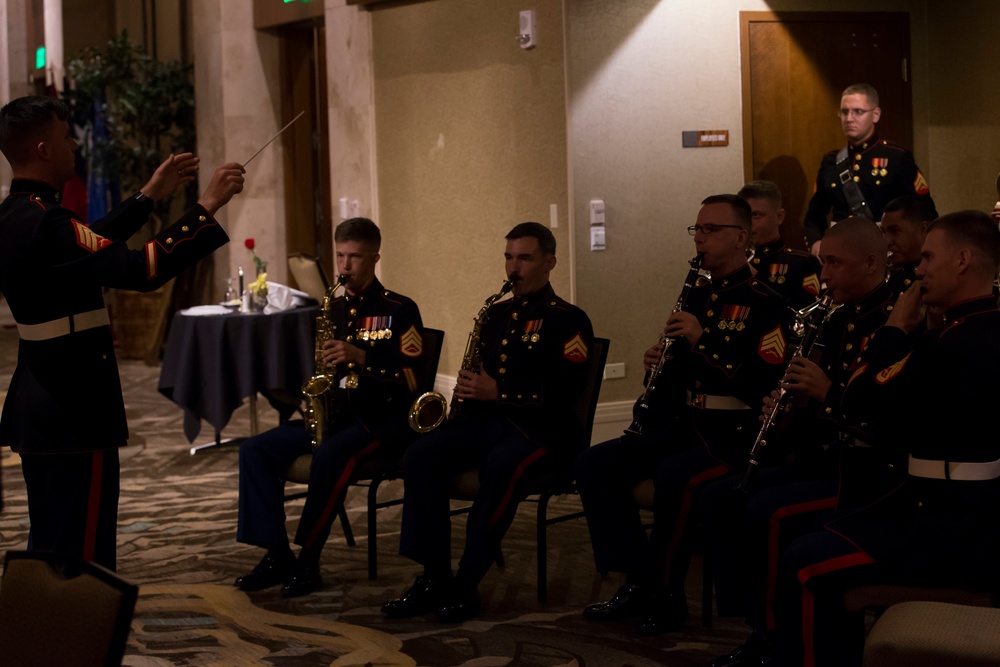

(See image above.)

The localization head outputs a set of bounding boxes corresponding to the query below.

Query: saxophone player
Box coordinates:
[234,218,424,597]
[704,218,900,667]
[576,195,792,637]
[382,222,594,623]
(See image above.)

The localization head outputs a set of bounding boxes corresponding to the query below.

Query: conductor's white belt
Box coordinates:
[907,454,1000,481]
[16,308,110,341]
[685,390,750,411]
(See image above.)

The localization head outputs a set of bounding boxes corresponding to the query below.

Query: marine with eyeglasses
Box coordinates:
[803,83,935,257]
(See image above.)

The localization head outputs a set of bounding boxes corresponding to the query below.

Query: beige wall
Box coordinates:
[370,0,570,377]
[925,0,1000,215]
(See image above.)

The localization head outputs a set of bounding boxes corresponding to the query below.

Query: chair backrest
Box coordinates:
[0,550,138,667]
[287,253,330,302]
[574,337,611,448]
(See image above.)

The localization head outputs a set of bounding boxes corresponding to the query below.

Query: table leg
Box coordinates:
[249,393,259,436]
[188,393,260,455]
[189,431,245,456]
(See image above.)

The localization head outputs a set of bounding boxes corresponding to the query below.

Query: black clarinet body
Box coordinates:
[734,291,838,494]
[624,255,704,439]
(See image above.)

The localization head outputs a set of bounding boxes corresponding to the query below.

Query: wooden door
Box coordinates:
[740,12,912,250]
[280,22,334,285]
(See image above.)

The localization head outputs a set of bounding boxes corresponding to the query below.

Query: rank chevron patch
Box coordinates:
[399,325,423,358]
[875,354,910,384]
[758,326,786,364]
[563,333,589,362]
[803,273,821,295]
[913,170,930,195]
[72,220,112,253]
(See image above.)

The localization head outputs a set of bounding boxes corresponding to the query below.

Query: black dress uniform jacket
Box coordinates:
[832,296,1000,589]
[751,239,822,310]
[465,283,594,454]
[646,264,792,465]
[0,179,229,453]
[803,134,934,246]
[326,277,424,436]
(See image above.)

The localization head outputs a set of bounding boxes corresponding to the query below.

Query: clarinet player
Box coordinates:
[233,218,424,597]
[575,195,792,636]
[704,217,900,667]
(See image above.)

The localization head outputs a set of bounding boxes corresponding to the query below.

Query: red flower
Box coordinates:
[244,238,255,251]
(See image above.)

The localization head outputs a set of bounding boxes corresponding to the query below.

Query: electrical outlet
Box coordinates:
[604,362,625,380]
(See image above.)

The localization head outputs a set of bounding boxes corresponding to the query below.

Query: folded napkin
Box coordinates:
[263,281,316,314]
[179,304,234,316]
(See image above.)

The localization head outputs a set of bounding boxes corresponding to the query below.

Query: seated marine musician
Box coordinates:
[381,221,595,623]
[233,217,424,597]
[575,194,792,636]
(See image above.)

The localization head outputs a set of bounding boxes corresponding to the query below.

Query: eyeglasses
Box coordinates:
[687,224,743,236]
[838,108,875,119]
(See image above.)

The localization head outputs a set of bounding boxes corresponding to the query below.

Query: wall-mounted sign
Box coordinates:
[681,130,730,148]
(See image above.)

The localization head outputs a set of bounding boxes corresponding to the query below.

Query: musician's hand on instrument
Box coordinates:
[665,311,703,345]
[455,369,498,402]
[886,282,925,334]
[781,357,830,402]
[643,343,663,372]
[321,339,365,366]
[760,389,781,420]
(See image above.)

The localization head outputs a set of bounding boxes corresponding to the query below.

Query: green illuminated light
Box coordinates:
[35,46,45,70]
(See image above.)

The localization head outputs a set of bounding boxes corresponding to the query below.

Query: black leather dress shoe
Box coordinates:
[381,575,449,618]
[436,591,482,624]
[708,630,775,667]
[281,560,323,597]
[234,551,296,591]
[636,590,688,636]
[583,583,650,621]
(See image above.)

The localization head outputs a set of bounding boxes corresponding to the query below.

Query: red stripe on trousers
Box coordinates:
[662,464,729,587]
[83,451,104,562]
[798,551,874,667]
[488,448,547,529]
[765,496,837,630]
[303,439,382,549]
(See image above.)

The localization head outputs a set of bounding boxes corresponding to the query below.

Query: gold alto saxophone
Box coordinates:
[734,291,838,493]
[302,275,347,449]
[449,278,514,419]
[408,279,513,432]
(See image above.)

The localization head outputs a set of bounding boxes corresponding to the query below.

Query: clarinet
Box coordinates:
[624,255,704,439]
[734,291,838,494]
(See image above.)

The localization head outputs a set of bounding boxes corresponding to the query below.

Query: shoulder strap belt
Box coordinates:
[16,308,110,341]
[835,146,875,221]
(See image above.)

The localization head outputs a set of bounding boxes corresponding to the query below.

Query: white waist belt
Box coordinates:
[16,308,110,341]
[685,390,750,411]
[908,454,1000,481]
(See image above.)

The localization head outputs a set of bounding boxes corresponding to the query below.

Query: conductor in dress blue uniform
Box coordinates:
[775,210,1000,667]
[738,180,822,310]
[803,83,935,257]
[234,217,424,597]
[381,222,595,623]
[0,95,245,570]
